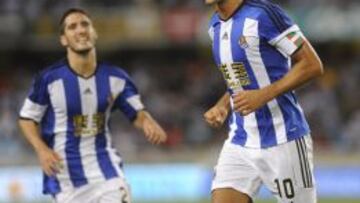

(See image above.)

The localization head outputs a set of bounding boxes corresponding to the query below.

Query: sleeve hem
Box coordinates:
[18,116,40,124]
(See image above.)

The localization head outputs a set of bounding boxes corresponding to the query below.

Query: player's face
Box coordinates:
[205,0,224,5]
[60,13,97,54]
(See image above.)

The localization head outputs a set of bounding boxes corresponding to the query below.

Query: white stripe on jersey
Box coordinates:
[227,97,238,142]
[78,77,105,184]
[109,76,125,98]
[242,113,261,147]
[243,18,287,145]
[219,19,261,147]
[48,79,68,133]
[126,95,144,111]
[49,80,73,191]
[219,19,234,70]
[220,19,241,142]
[20,99,47,122]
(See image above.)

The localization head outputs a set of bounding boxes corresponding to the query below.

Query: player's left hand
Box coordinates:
[233,89,270,116]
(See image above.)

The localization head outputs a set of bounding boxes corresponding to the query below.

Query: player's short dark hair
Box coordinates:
[59,8,90,34]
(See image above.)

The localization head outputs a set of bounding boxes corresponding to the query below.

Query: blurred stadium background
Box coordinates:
[0,0,359,202]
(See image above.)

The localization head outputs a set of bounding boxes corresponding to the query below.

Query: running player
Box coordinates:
[18,8,167,203]
[203,0,323,202]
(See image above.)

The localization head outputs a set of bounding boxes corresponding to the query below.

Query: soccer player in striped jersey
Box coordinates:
[203,0,323,202]
[18,8,167,203]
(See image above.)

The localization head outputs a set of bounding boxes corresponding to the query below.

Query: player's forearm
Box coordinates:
[264,42,323,100]
[133,110,152,130]
[215,92,231,110]
[18,119,48,153]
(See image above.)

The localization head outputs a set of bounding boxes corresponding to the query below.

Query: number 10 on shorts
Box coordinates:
[274,178,295,199]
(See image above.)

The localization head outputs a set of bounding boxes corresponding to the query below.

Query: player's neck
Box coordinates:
[67,49,97,78]
[216,0,244,21]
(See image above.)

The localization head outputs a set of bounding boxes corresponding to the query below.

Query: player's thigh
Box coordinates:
[261,136,316,203]
[212,188,253,203]
[212,142,261,199]
[98,187,131,203]
[97,178,132,203]
[54,184,92,203]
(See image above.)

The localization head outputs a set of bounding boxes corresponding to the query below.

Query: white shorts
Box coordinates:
[54,177,131,203]
[212,135,316,203]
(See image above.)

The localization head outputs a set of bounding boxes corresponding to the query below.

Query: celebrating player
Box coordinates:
[204,0,323,202]
[18,8,167,203]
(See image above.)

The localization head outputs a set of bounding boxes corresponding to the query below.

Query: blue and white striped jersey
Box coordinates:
[20,59,144,195]
[208,0,310,148]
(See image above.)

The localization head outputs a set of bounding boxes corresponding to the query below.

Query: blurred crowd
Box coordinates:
[0,0,359,164]
[1,0,360,48]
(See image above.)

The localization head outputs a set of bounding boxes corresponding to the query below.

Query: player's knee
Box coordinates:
[212,188,251,203]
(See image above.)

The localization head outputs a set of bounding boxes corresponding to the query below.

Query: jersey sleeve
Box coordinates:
[259,4,305,57]
[19,74,49,123]
[208,26,214,42]
[112,71,144,121]
[208,13,219,42]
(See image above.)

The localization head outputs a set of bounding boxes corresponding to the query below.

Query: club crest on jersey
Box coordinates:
[239,36,249,49]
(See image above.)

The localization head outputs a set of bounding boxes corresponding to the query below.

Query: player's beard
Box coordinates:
[70,46,93,56]
[68,41,95,56]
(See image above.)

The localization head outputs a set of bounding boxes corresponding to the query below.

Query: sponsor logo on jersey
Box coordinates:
[219,62,251,90]
[73,113,105,137]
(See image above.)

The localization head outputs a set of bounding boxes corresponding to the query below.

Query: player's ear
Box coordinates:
[60,35,68,47]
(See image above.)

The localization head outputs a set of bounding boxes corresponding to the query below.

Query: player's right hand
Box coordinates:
[36,146,63,176]
[204,105,228,128]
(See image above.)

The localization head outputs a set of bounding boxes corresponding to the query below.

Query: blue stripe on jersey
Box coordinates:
[246,0,288,32]
[42,106,61,194]
[264,1,294,30]
[43,175,60,196]
[230,16,277,147]
[29,74,49,105]
[277,93,309,140]
[257,107,277,147]
[212,23,221,66]
[41,105,55,139]
[95,69,118,179]
[63,71,88,187]
[259,44,289,81]
[229,113,247,145]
